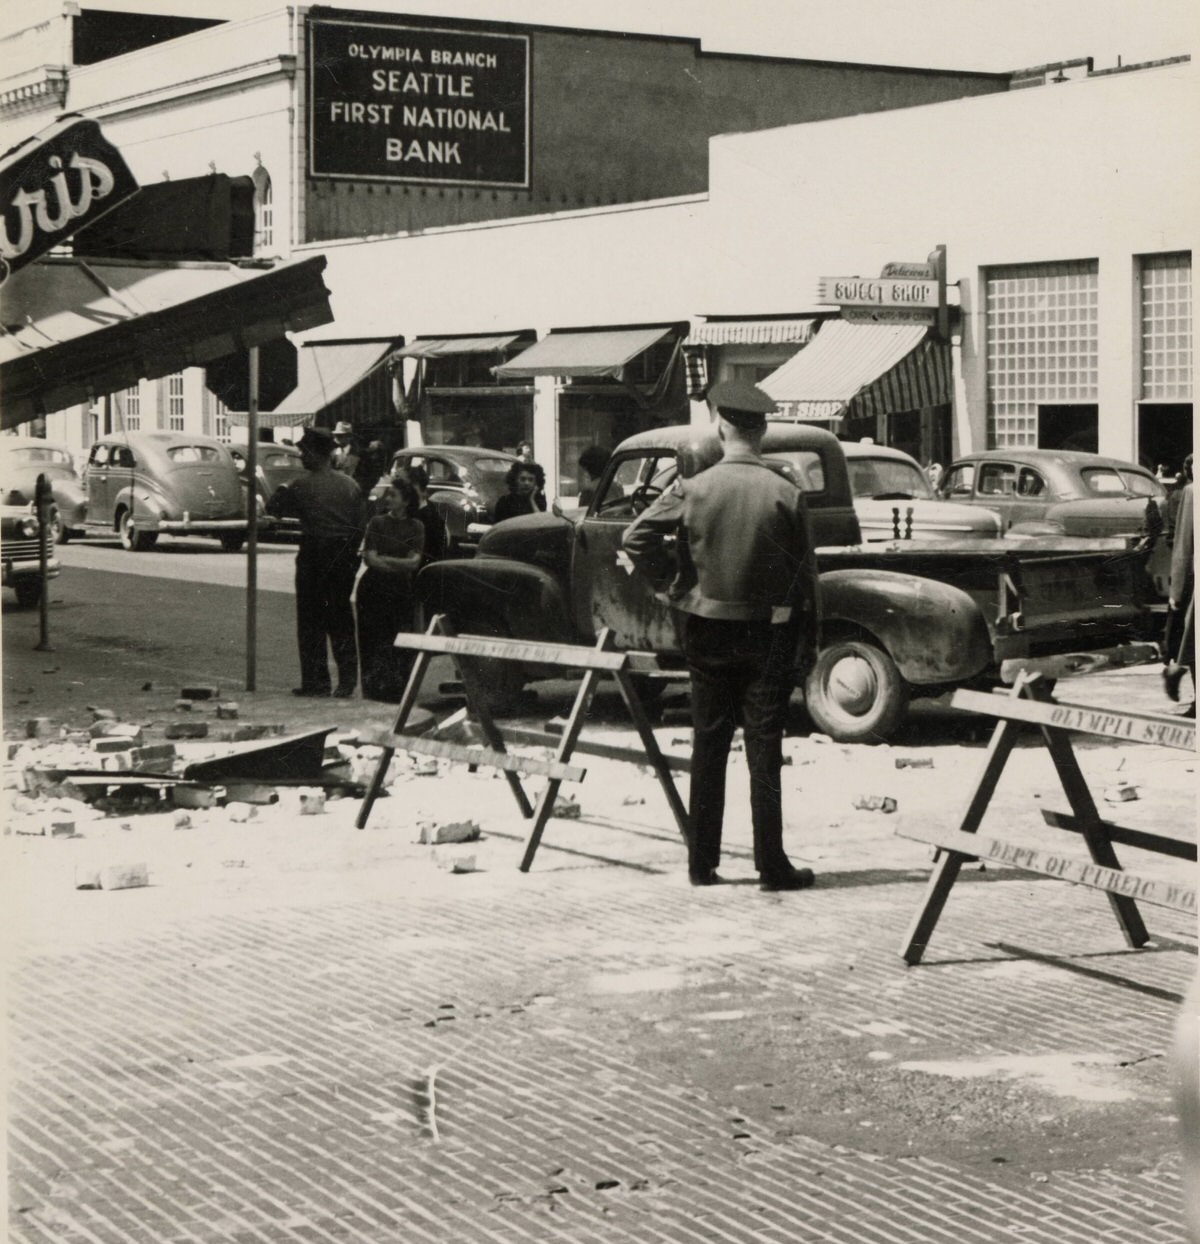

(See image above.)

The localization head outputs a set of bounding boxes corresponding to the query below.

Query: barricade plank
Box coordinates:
[899,826,1196,915]
[1040,810,1197,861]
[1000,642,1162,684]
[950,689,1196,751]
[503,727,692,774]
[378,734,586,782]
[381,631,630,670]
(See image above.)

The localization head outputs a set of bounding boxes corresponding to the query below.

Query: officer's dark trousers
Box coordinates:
[294,542,360,694]
[682,614,799,881]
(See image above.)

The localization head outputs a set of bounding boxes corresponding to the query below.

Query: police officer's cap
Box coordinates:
[708,379,778,428]
[298,426,336,456]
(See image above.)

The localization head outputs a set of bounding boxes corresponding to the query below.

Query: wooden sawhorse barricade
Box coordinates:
[899,671,1196,965]
[356,615,689,871]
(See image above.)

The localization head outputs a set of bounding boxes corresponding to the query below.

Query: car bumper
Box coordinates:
[3,556,60,583]
[144,517,248,534]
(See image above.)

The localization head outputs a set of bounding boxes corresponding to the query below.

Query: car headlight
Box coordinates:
[17,518,38,538]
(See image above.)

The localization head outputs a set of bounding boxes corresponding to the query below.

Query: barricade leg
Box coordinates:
[612,667,688,838]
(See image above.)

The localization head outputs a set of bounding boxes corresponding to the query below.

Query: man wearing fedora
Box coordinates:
[331,421,360,478]
[268,425,366,697]
[623,380,821,890]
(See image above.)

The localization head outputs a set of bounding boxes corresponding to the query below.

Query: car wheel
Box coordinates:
[804,637,909,744]
[220,531,246,553]
[118,509,158,552]
[13,578,42,609]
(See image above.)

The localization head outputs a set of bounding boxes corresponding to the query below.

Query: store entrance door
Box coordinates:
[1137,402,1193,475]
[1038,404,1098,452]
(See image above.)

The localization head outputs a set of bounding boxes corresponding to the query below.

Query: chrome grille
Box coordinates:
[2,536,40,561]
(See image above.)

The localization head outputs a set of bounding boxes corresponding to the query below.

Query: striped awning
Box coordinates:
[493,326,672,380]
[685,318,818,347]
[228,338,393,428]
[388,334,523,363]
[760,321,950,422]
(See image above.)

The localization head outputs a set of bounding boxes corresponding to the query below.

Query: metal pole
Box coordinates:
[246,346,259,691]
[34,472,53,652]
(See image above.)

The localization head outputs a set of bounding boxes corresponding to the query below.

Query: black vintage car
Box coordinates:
[1,491,59,607]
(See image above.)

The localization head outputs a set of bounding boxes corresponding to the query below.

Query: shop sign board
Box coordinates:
[817,274,940,311]
[0,116,138,287]
[308,17,530,187]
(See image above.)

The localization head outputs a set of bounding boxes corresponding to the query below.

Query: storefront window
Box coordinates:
[985,260,1099,448]
[1137,252,1192,474]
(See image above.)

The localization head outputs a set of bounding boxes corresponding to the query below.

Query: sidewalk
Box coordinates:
[4,665,1197,1243]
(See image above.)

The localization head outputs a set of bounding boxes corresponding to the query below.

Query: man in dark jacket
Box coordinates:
[623,380,821,890]
[268,425,366,697]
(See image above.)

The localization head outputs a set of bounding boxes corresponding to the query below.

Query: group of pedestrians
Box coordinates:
[266,425,447,703]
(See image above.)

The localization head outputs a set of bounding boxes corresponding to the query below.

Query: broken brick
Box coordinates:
[417,820,481,845]
[165,722,208,740]
[179,685,220,701]
[26,718,54,740]
[216,702,240,719]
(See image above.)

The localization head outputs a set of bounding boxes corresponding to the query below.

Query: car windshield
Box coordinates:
[845,456,932,500]
[167,445,223,464]
[767,451,826,493]
[1119,470,1166,498]
[474,458,516,477]
[262,452,300,469]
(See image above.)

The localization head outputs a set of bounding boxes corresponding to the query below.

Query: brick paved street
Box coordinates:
[4,665,1196,1244]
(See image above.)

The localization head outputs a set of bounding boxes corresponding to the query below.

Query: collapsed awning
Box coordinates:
[760,321,950,422]
[0,254,333,431]
[685,318,819,347]
[493,326,672,380]
[388,333,524,363]
[228,337,395,428]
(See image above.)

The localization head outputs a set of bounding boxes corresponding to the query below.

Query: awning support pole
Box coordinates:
[245,345,259,692]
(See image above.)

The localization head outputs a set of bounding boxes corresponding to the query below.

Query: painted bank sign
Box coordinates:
[308,18,530,187]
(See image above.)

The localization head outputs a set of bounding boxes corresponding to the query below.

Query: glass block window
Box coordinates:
[1140,252,1192,400]
[168,372,185,431]
[124,385,141,431]
[985,260,1099,447]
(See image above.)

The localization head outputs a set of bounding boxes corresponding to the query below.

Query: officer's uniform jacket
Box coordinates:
[622,450,820,625]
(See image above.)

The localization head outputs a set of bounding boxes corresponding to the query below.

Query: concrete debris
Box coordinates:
[173,811,193,830]
[417,820,481,845]
[216,702,240,719]
[854,795,898,814]
[131,743,177,770]
[26,718,54,740]
[223,783,278,805]
[622,795,646,806]
[553,795,582,819]
[1103,783,1140,803]
[411,756,440,776]
[76,863,149,891]
[298,788,326,815]
[172,786,221,809]
[434,848,477,874]
[228,724,286,742]
[226,803,257,823]
[88,708,116,722]
[174,699,194,712]
[93,737,137,754]
[895,757,934,769]
[50,821,77,838]
[100,753,132,771]
[165,722,209,740]
[180,685,220,701]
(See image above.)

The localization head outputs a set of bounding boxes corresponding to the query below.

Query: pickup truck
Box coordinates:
[419,423,1156,742]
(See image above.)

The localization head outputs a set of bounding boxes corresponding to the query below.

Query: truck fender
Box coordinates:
[418,557,578,655]
[818,568,993,685]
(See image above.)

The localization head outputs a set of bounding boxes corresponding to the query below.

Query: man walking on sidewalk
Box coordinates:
[623,380,821,890]
[268,425,366,698]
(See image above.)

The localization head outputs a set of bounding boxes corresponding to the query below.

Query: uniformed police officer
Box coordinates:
[623,380,821,890]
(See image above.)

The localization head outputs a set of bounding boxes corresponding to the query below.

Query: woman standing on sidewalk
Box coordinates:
[356,475,425,702]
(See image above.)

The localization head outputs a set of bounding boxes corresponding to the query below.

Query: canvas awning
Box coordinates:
[228,337,395,428]
[0,254,333,431]
[685,318,819,347]
[388,333,524,363]
[760,321,951,422]
[493,326,672,380]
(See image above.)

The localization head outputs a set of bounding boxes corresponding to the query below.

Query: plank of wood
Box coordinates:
[502,727,692,773]
[950,689,1196,751]
[380,734,586,782]
[392,631,629,670]
[1000,642,1162,683]
[1040,809,1198,861]
[897,825,1196,914]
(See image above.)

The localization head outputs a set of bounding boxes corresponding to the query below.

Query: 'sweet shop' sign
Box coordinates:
[308,18,530,187]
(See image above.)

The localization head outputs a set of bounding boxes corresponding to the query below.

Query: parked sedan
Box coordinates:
[1,491,60,607]
[229,442,306,509]
[369,445,520,555]
[81,432,248,551]
[0,435,87,544]
[939,447,1171,594]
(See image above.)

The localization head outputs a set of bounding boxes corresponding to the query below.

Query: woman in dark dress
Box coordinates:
[492,461,547,523]
[355,474,425,701]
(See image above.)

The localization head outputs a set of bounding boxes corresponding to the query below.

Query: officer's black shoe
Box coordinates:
[759,866,815,892]
[689,869,722,887]
[292,687,331,698]
[1164,664,1186,703]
